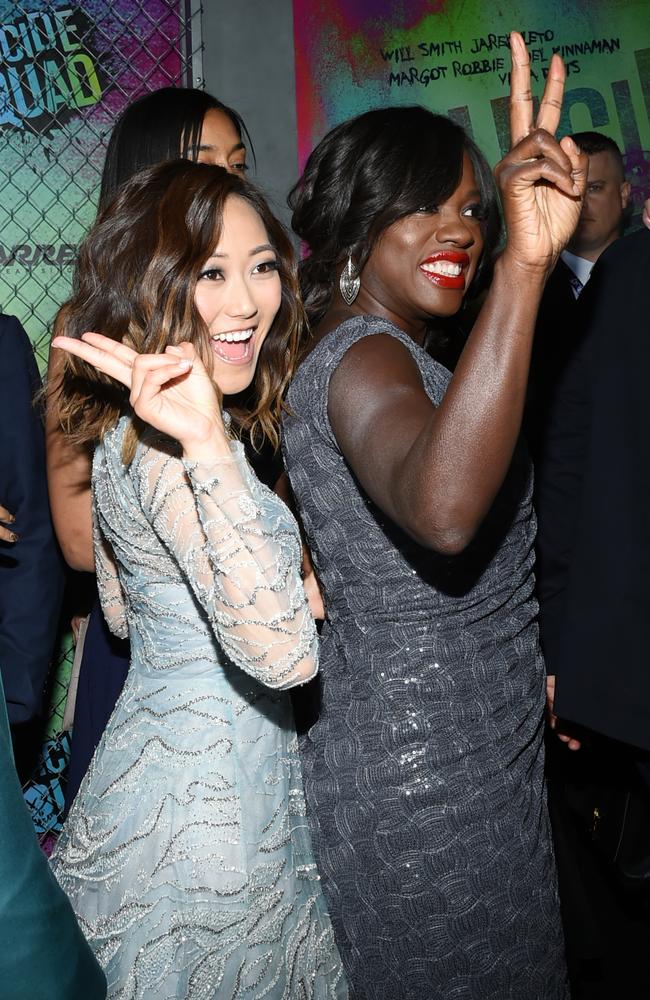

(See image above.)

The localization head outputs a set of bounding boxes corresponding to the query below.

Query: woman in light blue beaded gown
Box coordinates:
[49,160,347,1000]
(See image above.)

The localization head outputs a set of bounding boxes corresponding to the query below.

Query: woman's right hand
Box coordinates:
[495,32,588,277]
[52,333,226,454]
[0,505,16,543]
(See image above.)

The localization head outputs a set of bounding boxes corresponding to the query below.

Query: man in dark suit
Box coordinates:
[535,218,650,995]
[527,131,630,461]
[0,314,65,779]
[539,226,650,749]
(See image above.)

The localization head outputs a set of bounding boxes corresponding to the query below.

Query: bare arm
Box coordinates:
[329,264,542,554]
[45,338,95,572]
[329,36,586,555]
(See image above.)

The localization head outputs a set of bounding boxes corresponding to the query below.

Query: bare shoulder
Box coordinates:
[328,331,434,459]
[329,330,426,404]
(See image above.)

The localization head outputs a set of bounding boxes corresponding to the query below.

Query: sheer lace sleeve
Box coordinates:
[93,508,128,639]
[131,436,318,690]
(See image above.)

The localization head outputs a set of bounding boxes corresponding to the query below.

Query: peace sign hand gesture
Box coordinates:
[495,32,588,276]
[53,333,228,456]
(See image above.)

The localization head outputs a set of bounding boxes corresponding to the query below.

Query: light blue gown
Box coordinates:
[51,417,347,1000]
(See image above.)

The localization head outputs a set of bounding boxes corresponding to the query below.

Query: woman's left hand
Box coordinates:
[545,674,582,751]
[495,32,588,276]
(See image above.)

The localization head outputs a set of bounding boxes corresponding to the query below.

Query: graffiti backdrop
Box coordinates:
[0,0,198,843]
[0,0,198,369]
[293,0,650,220]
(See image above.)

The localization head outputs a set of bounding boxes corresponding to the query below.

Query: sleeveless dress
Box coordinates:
[282,317,568,1000]
[51,417,347,1000]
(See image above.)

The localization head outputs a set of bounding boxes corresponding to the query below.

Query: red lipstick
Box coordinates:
[419,251,470,290]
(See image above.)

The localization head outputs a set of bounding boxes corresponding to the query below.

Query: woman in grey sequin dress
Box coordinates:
[49,162,347,999]
[281,36,585,1000]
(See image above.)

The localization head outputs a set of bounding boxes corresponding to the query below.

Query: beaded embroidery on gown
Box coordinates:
[51,417,347,1000]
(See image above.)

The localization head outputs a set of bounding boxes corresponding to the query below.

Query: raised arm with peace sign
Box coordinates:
[293,32,588,558]
[51,334,230,462]
[496,32,587,273]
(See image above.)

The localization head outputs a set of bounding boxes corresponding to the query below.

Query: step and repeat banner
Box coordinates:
[0,0,198,845]
[0,0,198,369]
[293,0,650,221]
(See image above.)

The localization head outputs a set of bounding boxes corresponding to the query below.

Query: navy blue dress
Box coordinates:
[64,595,128,813]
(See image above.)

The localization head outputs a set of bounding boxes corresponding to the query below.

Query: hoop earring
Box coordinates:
[339,253,360,306]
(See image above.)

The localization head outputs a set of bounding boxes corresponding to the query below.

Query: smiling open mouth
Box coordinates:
[211,328,255,363]
[419,251,470,290]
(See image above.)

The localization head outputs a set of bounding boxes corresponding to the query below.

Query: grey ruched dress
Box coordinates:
[282,316,568,1000]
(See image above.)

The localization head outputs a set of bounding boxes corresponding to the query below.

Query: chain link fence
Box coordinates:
[0,0,202,843]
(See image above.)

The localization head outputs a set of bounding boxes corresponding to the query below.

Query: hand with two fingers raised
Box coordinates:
[128,340,227,456]
[52,333,229,460]
[495,32,588,276]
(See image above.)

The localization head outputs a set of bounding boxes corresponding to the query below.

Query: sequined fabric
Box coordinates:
[51,418,347,1000]
[282,317,568,1000]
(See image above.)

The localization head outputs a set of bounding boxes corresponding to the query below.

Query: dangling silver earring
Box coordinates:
[339,253,360,306]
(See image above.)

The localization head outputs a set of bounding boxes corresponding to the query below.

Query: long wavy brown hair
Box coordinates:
[55,160,305,462]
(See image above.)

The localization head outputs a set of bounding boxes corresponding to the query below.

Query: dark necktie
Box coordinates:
[568,271,584,298]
